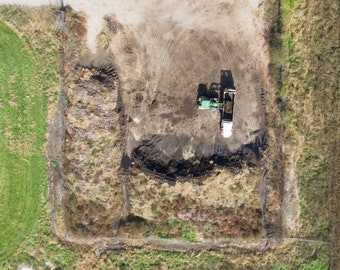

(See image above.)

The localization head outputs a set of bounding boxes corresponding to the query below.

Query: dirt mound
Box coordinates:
[133,134,214,180]
[132,133,266,180]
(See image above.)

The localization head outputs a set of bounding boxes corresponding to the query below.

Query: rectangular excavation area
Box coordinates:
[61,0,270,241]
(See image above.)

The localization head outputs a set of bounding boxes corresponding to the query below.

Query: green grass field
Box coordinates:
[0,21,47,262]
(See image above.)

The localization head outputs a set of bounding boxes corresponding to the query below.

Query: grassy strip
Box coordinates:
[0,20,47,262]
[270,0,339,241]
[265,0,335,268]
[273,259,328,270]
[280,0,338,242]
[96,242,329,270]
[0,6,81,268]
[100,250,222,270]
[0,7,80,268]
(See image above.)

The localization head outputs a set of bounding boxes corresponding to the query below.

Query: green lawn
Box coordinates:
[0,21,47,262]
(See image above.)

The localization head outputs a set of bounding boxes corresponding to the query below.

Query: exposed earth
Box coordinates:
[52,0,272,239]
[101,0,268,177]
[3,0,268,177]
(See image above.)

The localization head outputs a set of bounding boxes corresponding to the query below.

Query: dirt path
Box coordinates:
[281,144,301,237]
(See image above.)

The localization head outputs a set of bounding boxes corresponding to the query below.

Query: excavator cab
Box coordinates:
[198,97,219,110]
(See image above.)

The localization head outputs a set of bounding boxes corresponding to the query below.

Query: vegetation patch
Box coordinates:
[98,250,224,270]
[0,6,77,268]
[0,201,79,269]
[155,218,197,242]
[0,20,48,262]
[280,0,338,242]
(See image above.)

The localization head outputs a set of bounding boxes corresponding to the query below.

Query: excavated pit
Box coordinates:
[56,0,270,239]
[105,11,268,181]
[61,59,267,237]
[132,133,266,181]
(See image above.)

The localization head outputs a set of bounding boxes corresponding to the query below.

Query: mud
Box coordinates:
[133,133,266,180]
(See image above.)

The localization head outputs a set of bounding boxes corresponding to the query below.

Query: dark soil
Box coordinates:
[132,132,266,181]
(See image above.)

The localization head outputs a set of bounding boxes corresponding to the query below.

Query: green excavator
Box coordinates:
[197,70,236,138]
[197,97,220,110]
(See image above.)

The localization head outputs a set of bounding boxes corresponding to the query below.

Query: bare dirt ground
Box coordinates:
[1,0,268,174]
[104,0,268,174]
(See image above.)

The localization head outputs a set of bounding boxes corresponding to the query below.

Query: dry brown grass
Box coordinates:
[278,0,339,267]
[281,0,338,236]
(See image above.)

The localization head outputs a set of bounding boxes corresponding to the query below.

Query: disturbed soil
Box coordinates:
[108,1,269,177]
[63,64,124,236]
[52,0,271,240]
